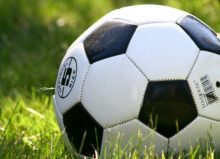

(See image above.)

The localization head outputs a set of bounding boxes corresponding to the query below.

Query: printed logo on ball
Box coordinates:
[57,57,77,98]
[193,74,218,108]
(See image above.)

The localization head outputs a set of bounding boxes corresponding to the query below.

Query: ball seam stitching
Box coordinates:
[80,65,91,102]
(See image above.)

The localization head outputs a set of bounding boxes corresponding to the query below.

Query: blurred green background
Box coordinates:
[0,0,219,97]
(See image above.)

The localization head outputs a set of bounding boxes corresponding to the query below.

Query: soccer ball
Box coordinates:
[53,5,220,156]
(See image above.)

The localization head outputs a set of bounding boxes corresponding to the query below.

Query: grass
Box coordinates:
[0,92,73,158]
[100,131,218,159]
[0,0,220,158]
[0,97,219,159]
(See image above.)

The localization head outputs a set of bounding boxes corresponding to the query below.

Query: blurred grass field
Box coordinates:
[0,0,220,158]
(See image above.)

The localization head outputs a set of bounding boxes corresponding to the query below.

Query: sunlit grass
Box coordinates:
[0,91,72,158]
[0,91,219,159]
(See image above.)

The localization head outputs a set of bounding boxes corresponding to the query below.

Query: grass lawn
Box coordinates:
[0,0,220,158]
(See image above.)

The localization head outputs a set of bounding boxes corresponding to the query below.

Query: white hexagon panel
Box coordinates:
[55,43,90,114]
[101,119,168,154]
[126,23,199,81]
[188,51,220,121]
[81,55,147,128]
[169,116,220,151]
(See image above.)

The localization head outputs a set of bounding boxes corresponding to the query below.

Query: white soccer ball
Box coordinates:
[53,5,220,156]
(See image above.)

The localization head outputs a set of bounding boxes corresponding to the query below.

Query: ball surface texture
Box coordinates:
[53,5,220,156]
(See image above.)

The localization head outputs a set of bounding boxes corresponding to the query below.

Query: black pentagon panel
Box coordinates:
[63,103,103,156]
[177,15,220,54]
[138,80,197,138]
[84,21,137,63]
